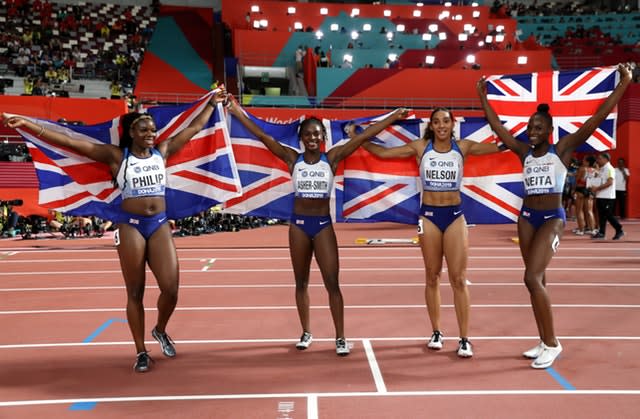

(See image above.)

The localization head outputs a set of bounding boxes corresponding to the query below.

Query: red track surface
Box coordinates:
[1,221,639,418]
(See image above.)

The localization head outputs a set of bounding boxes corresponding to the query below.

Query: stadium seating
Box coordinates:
[516,12,640,70]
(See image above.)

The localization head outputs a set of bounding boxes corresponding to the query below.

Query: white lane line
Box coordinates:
[1,390,640,408]
[2,255,638,263]
[2,267,639,276]
[307,395,318,419]
[2,303,640,315]
[2,246,638,253]
[2,282,639,292]
[363,339,387,393]
[2,335,640,350]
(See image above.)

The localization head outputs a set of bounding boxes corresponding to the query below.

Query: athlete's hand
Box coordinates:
[2,114,27,129]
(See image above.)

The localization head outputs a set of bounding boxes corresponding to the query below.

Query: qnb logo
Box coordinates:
[526,165,550,175]
[143,164,161,171]
[430,160,456,167]
[133,164,161,174]
[301,170,326,178]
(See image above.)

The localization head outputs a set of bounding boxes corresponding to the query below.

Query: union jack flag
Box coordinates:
[223,112,299,219]
[219,66,620,225]
[327,113,423,224]
[14,92,242,221]
[484,66,619,151]
[223,110,423,224]
[460,117,524,223]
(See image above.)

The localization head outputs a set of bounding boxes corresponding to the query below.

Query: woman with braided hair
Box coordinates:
[2,91,227,372]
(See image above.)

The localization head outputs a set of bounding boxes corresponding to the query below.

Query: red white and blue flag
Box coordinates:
[14,68,619,225]
[484,66,619,151]
[14,93,242,220]
[223,112,299,219]
[459,117,524,223]
[327,113,423,224]
[223,63,620,225]
[223,110,423,224]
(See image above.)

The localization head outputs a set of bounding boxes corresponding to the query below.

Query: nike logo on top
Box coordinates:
[454,211,462,216]
[543,215,554,219]
[319,220,329,225]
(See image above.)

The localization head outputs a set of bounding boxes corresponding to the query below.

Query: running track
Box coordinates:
[1,221,639,418]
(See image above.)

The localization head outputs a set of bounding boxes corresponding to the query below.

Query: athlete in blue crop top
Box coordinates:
[362,107,503,359]
[227,94,409,356]
[478,63,633,369]
[3,90,228,372]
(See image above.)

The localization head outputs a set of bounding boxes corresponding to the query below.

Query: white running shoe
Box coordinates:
[531,342,563,369]
[522,341,545,359]
[295,332,313,350]
[457,338,473,358]
[427,330,444,350]
[336,338,350,356]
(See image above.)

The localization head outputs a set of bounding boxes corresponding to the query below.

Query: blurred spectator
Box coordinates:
[318,52,329,67]
[109,80,122,99]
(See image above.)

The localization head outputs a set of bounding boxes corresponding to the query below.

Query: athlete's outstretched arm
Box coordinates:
[556,63,633,159]
[329,108,410,164]
[476,77,530,160]
[225,95,297,167]
[458,139,502,157]
[2,113,119,165]
[162,90,226,158]
[360,125,419,159]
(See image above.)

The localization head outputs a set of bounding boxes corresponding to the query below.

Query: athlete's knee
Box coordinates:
[523,271,544,292]
[295,277,309,291]
[126,282,145,301]
[448,274,467,292]
[425,271,441,287]
[160,282,179,302]
[324,278,341,295]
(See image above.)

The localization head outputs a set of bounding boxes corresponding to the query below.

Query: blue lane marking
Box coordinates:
[70,318,128,411]
[69,402,97,411]
[82,318,127,343]
[546,366,576,390]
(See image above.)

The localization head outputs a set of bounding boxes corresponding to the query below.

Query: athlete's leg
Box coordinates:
[574,194,585,231]
[517,219,543,341]
[289,224,314,333]
[419,216,444,333]
[442,216,469,338]
[586,196,597,232]
[313,225,344,338]
[519,218,564,347]
[147,223,179,334]
[115,224,149,354]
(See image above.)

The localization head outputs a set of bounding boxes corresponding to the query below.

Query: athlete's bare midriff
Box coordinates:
[523,193,563,210]
[422,190,462,207]
[293,197,331,216]
[120,196,166,216]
